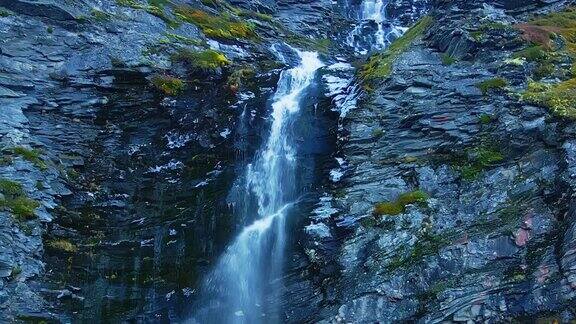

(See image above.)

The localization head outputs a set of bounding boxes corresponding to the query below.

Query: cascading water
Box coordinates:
[347,0,407,54]
[192,49,324,324]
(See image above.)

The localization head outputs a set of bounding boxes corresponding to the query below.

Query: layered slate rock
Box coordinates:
[304,0,576,322]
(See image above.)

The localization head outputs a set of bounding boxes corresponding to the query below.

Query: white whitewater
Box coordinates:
[194,50,324,323]
[347,0,407,54]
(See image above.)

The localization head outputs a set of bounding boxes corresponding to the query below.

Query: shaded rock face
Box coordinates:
[2,0,576,323]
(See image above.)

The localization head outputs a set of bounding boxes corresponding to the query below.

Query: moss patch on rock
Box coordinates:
[9,146,46,170]
[174,5,256,40]
[373,190,429,216]
[523,79,576,118]
[151,74,185,96]
[476,77,508,95]
[360,16,433,88]
[171,48,230,70]
[46,239,78,253]
[0,179,40,221]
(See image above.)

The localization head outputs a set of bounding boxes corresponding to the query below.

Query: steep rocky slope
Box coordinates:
[298,0,576,322]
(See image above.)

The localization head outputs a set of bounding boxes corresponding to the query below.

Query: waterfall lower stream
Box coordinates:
[192,50,324,324]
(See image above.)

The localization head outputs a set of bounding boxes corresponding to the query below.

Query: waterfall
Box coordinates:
[192,50,324,324]
[347,0,407,54]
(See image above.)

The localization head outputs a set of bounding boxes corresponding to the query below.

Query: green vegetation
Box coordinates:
[360,16,433,88]
[91,9,113,21]
[470,31,483,42]
[47,26,54,34]
[46,239,78,253]
[10,146,46,169]
[513,45,548,62]
[0,179,23,196]
[0,7,12,17]
[227,67,255,90]
[457,145,504,181]
[116,0,179,28]
[171,49,230,69]
[441,53,456,65]
[174,5,256,40]
[476,77,508,95]
[0,179,39,221]
[150,74,185,96]
[373,190,429,216]
[511,8,576,118]
[523,79,576,118]
[479,113,493,124]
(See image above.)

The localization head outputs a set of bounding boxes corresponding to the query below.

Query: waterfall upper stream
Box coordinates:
[192,50,324,323]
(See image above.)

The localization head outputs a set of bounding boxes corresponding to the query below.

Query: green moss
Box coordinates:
[90,9,113,21]
[360,16,433,88]
[476,77,508,95]
[0,7,12,17]
[171,49,230,69]
[165,32,204,46]
[373,190,429,216]
[522,79,576,118]
[479,21,510,31]
[116,0,179,28]
[0,179,23,196]
[150,75,185,96]
[174,5,256,40]
[513,45,549,62]
[46,239,78,253]
[441,53,456,65]
[530,7,576,29]
[227,67,255,90]
[470,31,483,42]
[457,145,504,181]
[479,113,493,124]
[10,147,47,170]
[47,26,54,34]
[6,197,40,221]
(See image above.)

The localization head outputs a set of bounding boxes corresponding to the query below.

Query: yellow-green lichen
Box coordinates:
[522,79,576,118]
[373,190,429,216]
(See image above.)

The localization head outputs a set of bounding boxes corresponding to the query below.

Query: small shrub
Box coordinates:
[373,190,429,216]
[0,7,12,17]
[476,77,508,95]
[150,75,185,96]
